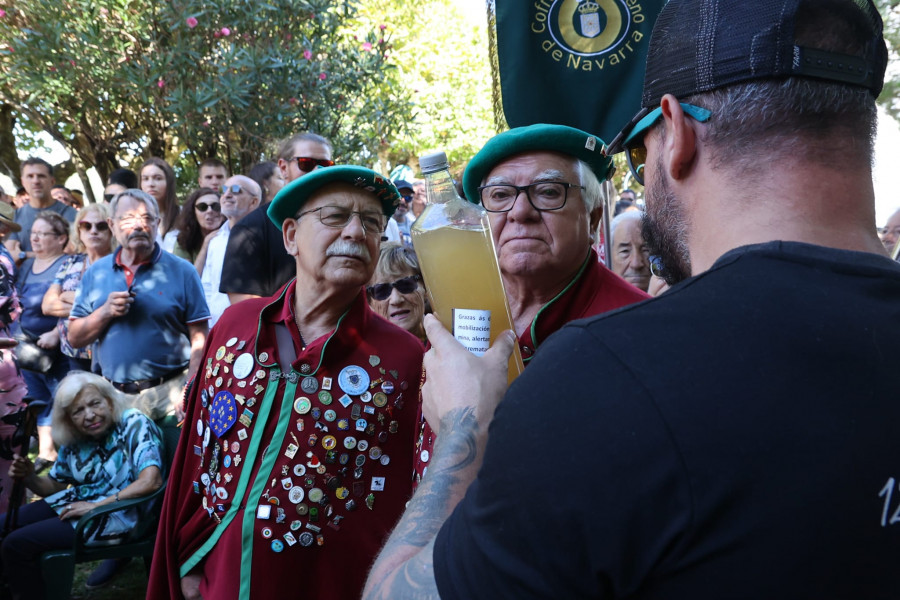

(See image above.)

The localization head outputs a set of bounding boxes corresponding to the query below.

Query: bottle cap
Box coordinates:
[419,151,449,174]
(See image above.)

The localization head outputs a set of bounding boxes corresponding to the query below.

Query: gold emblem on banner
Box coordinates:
[559,0,623,52]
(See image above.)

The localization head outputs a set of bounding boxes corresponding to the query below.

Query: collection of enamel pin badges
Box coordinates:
[192,335,410,553]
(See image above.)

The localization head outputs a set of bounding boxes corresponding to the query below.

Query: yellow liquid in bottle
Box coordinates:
[412,225,525,384]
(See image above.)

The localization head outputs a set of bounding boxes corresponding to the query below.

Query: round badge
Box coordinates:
[231,441,240,453]
[261,527,273,539]
[318,391,332,406]
[196,419,204,436]
[299,531,314,547]
[215,376,223,388]
[357,440,369,452]
[259,351,269,363]
[255,369,266,380]
[200,473,211,486]
[324,409,336,422]
[215,346,226,361]
[224,455,232,468]
[381,380,395,394]
[296,503,309,516]
[379,454,391,466]
[316,464,326,475]
[336,487,349,499]
[337,419,350,431]
[289,486,305,504]
[203,426,211,448]
[339,453,349,465]
[369,446,383,460]
[293,397,311,415]
[226,336,238,347]
[372,392,388,407]
[290,520,302,531]
[271,540,284,553]
[420,449,430,463]
[293,464,306,477]
[308,488,324,503]
[343,436,357,450]
[216,486,229,500]
[355,454,366,467]
[337,365,370,396]
[301,377,319,394]
[322,435,337,450]
[360,391,372,403]
[233,353,254,380]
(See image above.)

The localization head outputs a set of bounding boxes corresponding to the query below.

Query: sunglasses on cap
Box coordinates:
[623,103,712,186]
[366,275,422,301]
[293,157,335,172]
[78,221,110,232]
[196,201,221,212]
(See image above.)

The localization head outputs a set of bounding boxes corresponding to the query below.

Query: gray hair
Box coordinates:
[611,209,643,240]
[109,188,159,220]
[576,159,603,213]
[373,242,422,282]
[51,372,126,446]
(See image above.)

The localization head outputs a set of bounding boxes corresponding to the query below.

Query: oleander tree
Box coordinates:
[0,0,413,198]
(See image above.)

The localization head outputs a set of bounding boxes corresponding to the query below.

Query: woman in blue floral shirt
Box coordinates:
[1,372,163,598]
[42,204,115,372]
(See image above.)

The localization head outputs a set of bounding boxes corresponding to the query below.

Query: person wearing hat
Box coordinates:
[411,123,649,486]
[366,0,900,598]
[149,166,424,600]
[390,179,415,247]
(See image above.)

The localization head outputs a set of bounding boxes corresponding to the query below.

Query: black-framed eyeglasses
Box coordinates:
[221,184,244,195]
[196,201,221,213]
[78,221,110,232]
[296,205,385,235]
[367,275,421,301]
[477,182,583,213]
[293,157,335,172]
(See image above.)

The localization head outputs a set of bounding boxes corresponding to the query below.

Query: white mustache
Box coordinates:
[326,240,371,261]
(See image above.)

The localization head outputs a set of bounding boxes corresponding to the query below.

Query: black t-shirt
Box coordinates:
[219,202,295,298]
[434,241,900,599]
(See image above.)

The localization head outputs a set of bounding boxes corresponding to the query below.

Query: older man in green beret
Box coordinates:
[149,166,425,600]
[412,123,649,484]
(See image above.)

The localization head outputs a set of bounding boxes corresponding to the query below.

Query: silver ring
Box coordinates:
[66,504,72,510]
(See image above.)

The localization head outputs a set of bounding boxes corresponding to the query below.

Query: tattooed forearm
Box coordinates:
[364,406,487,600]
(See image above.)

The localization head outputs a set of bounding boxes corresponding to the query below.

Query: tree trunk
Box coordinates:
[0,105,20,185]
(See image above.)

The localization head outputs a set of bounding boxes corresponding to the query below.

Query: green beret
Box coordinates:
[462,124,613,204]
[267,165,400,227]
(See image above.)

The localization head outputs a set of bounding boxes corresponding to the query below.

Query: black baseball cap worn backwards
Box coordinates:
[606,0,889,154]
[268,165,401,227]
[462,123,613,204]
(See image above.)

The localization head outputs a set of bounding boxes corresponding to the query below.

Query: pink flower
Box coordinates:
[202,121,210,127]
[362,42,372,51]
[379,24,387,31]
[69,59,75,66]
[186,17,198,28]
[318,72,326,81]
[157,78,165,88]
[303,49,312,60]
[378,38,384,45]
[213,30,220,38]
[285,33,292,41]
[0,10,6,17]
[288,97,298,105]
[220,27,231,36]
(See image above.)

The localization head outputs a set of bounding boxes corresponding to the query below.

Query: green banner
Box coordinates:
[493,0,666,143]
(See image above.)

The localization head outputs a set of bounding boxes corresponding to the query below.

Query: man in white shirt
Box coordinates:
[201,175,261,326]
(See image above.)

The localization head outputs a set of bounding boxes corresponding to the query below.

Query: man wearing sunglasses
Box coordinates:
[150,165,423,600]
[220,132,333,306]
[366,1,900,598]
[200,176,261,326]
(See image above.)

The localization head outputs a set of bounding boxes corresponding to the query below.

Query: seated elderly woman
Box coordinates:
[367,243,428,344]
[1,372,164,598]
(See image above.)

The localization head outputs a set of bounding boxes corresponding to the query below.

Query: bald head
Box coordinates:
[221,175,262,224]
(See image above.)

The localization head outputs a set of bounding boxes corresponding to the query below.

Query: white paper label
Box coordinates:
[452,308,492,356]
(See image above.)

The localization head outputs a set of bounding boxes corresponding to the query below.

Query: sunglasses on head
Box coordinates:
[196,201,221,212]
[366,275,421,301]
[623,103,712,186]
[293,157,335,172]
[78,221,110,232]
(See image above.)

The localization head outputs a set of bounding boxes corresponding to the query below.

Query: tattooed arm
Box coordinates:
[364,315,517,600]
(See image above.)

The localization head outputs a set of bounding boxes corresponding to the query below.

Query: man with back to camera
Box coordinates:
[219,133,333,304]
[411,124,649,485]
[364,0,900,598]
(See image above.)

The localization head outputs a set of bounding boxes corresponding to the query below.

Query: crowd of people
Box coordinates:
[0,0,897,598]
